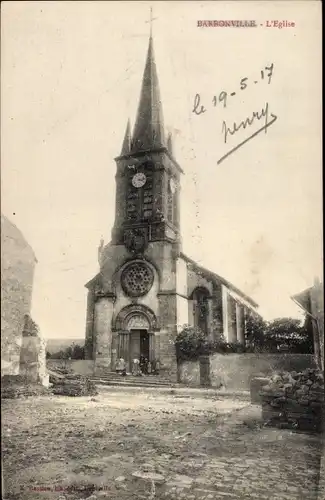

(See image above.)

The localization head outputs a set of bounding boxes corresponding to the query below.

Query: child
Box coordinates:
[116,358,126,376]
[132,358,141,376]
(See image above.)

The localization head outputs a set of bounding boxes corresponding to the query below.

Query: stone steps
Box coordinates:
[92,377,172,385]
[90,373,177,388]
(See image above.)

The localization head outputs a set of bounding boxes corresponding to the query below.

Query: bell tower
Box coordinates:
[85,29,184,380]
[111,35,183,255]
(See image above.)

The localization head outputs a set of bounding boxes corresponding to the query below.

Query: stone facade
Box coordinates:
[19,315,49,386]
[1,215,37,376]
[1,214,48,385]
[84,36,259,380]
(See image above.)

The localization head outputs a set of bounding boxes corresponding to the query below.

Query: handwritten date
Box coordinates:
[193,64,274,115]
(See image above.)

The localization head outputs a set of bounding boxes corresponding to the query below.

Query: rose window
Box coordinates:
[121,262,154,297]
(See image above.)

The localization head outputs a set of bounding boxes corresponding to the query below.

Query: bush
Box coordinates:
[263,317,314,354]
[175,314,314,361]
[175,326,207,361]
[245,313,266,348]
[175,326,255,360]
[71,344,85,360]
[47,343,85,360]
[208,340,257,354]
[84,337,93,359]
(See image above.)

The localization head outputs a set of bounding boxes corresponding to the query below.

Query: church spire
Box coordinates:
[120,119,131,155]
[131,34,165,153]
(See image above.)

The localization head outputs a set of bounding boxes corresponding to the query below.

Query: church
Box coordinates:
[84,34,260,379]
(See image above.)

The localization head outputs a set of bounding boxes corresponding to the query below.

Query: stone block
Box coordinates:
[132,471,165,484]
[250,377,270,404]
[166,475,194,489]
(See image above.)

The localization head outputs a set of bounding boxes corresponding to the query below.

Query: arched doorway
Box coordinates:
[127,314,151,369]
[114,306,157,373]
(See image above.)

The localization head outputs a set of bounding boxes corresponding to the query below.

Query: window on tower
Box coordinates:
[143,190,153,219]
[167,180,174,224]
[126,181,139,220]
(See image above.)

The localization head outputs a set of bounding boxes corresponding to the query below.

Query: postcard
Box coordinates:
[1,2,323,500]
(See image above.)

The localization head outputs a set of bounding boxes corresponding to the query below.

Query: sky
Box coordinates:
[1,1,322,339]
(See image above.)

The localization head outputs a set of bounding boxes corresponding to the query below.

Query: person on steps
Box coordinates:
[116,358,126,376]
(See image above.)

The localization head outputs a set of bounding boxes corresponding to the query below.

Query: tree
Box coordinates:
[264,317,313,353]
[245,312,266,349]
[55,348,71,360]
[71,344,85,360]
[266,317,303,338]
[48,344,85,360]
[84,337,93,359]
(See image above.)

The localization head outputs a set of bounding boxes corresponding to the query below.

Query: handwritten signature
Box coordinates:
[217,102,277,164]
[191,64,277,164]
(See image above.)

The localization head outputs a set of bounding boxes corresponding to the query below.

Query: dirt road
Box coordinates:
[2,386,323,500]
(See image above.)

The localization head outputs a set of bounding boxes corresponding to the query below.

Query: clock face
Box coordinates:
[132,172,147,188]
[169,178,177,194]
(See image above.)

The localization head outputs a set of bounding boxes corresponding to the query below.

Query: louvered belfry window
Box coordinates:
[167,182,173,223]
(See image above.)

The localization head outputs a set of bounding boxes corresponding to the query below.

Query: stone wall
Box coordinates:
[19,329,48,386]
[178,358,200,386]
[178,354,316,390]
[19,336,39,382]
[260,368,324,432]
[1,215,37,376]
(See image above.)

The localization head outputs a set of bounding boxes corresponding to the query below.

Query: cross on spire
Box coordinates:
[146,7,157,37]
[131,12,165,153]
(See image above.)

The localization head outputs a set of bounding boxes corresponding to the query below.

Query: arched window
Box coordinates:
[167,181,174,224]
[192,287,210,335]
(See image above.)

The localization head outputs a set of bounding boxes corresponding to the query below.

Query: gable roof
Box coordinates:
[85,273,102,290]
[85,254,259,310]
[180,251,259,308]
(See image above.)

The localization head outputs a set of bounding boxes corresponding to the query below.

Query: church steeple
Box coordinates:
[112,24,183,248]
[120,119,131,155]
[131,35,165,153]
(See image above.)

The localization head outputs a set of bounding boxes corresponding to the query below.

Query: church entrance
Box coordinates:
[129,329,150,363]
[119,329,152,373]
[116,309,157,373]
[140,330,150,360]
